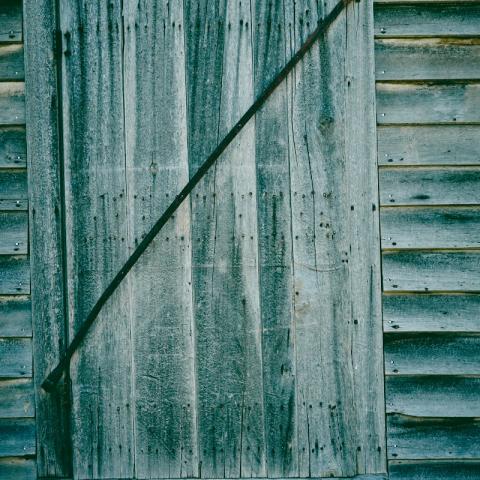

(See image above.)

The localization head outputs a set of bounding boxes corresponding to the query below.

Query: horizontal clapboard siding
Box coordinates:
[0,1,22,43]
[0,296,31,336]
[0,128,26,168]
[0,256,29,294]
[0,212,28,254]
[0,44,23,81]
[376,39,480,81]
[0,82,24,125]
[0,337,32,377]
[377,125,480,166]
[383,294,480,332]
[0,169,27,199]
[0,458,36,480]
[0,378,34,417]
[0,418,35,457]
[389,460,480,480]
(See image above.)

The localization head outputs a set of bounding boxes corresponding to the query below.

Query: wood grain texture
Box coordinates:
[377,125,480,166]
[374,4,480,37]
[0,458,36,480]
[389,460,480,480]
[0,44,23,81]
[0,199,27,211]
[0,256,29,294]
[377,82,480,125]
[386,376,480,417]
[60,0,134,477]
[23,0,72,475]
[0,127,26,168]
[0,212,28,254]
[123,0,198,477]
[383,251,480,292]
[0,296,31,336]
[387,415,480,460]
[0,170,27,200]
[376,39,480,81]
[0,82,24,125]
[184,1,265,476]
[0,419,35,457]
[0,0,22,43]
[0,337,31,377]
[380,207,480,249]
[384,333,480,375]
[379,168,480,206]
[253,1,297,476]
[0,378,34,417]
[383,294,480,333]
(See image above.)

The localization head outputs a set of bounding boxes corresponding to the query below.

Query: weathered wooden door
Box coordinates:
[28,0,386,478]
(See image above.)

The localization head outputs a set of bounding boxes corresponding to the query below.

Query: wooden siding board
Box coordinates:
[23,0,72,475]
[0,170,27,200]
[254,1,298,477]
[0,0,22,43]
[377,82,480,125]
[0,337,31,377]
[375,39,480,81]
[379,168,480,206]
[387,415,480,460]
[383,294,480,333]
[382,251,480,292]
[384,334,480,375]
[0,419,35,457]
[0,199,27,211]
[0,458,36,480]
[386,376,480,418]
[380,207,480,249]
[0,212,28,255]
[0,127,26,168]
[0,82,24,125]
[0,256,29,295]
[0,296,31,337]
[0,378,34,417]
[374,4,480,38]
[123,0,198,477]
[377,125,480,166]
[184,1,266,476]
[0,44,23,81]
[389,460,480,480]
[60,0,134,477]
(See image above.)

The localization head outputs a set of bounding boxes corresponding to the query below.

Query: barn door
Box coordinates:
[35,0,385,478]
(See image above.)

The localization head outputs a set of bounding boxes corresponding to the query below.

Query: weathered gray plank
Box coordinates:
[0,419,35,457]
[376,39,480,81]
[379,168,480,206]
[377,82,480,125]
[0,199,27,211]
[386,376,480,417]
[0,337,31,377]
[0,296,31,336]
[23,0,72,475]
[380,207,480,249]
[253,1,297,476]
[387,415,480,460]
[374,4,480,37]
[383,251,480,292]
[0,128,26,168]
[0,83,24,125]
[0,256,29,294]
[0,170,27,200]
[384,334,480,375]
[0,0,22,43]
[378,125,480,166]
[60,0,134,477]
[0,378,34,417]
[0,212,28,254]
[389,460,480,480]
[0,44,23,81]
[377,82,480,126]
[383,294,480,333]
[0,458,36,480]
[185,0,265,476]
[123,0,198,477]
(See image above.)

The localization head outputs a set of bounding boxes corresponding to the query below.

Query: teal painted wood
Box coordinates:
[0,419,35,457]
[0,458,36,480]
[0,337,31,377]
[0,45,24,81]
[0,170,27,200]
[0,83,24,125]
[0,212,28,255]
[0,378,34,417]
[253,1,297,476]
[0,127,26,168]
[184,1,266,476]
[0,0,22,42]
[60,0,134,477]
[0,296,30,336]
[123,0,198,477]
[0,256,29,294]
[389,460,480,480]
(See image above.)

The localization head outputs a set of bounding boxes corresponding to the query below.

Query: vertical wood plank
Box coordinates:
[123,0,198,477]
[23,1,72,476]
[184,0,265,477]
[253,1,298,477]
[60,1,134,477]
